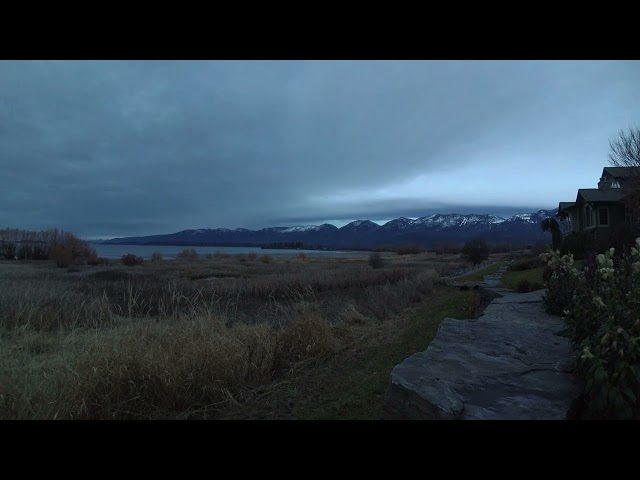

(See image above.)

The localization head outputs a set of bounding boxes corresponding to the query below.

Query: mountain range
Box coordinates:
[101,209,557,249]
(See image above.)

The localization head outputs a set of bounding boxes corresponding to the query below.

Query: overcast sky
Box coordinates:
[1,60,638,238]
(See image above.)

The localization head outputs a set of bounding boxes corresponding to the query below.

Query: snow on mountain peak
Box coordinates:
[282,225,318,233]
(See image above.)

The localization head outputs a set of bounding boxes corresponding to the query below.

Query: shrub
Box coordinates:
[261,255,272,264]
[608,223,639,255]
[515,279,544,293]
[430,244,461,255]
[151,252,163,262]
[177,248,198,260]
[530,242,550,256]
[49,246,73,268]
[1,241,16,260]
[121,254,144,267]
[369,252,384,269]
[397,245,423,255]
[508,257,543,271]
[298,252,307,261]
[540,244,640,419]
[248,252,257,261]
[490,243,516,254]
[559,231,593,260]
[88,255,109,266]
[461,238,489,265]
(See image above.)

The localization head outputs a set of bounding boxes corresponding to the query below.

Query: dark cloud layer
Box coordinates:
[1,60,638,237]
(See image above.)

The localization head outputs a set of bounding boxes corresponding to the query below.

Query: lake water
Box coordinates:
[91,243,366,260]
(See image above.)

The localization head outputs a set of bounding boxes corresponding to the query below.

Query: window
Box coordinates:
[585,205,593,227]
[599,208,609,226]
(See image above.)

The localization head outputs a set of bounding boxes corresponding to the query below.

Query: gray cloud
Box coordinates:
[1,60,638,237]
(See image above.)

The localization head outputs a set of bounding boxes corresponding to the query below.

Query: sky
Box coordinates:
[1,60,639,238]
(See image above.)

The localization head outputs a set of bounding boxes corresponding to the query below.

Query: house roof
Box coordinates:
[603,166,640,179]
[558,202,576,211]
[576,188,625,203]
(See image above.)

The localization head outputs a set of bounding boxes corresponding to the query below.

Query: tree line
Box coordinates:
[0,228,95,262]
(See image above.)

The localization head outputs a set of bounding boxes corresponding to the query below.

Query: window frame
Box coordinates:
[598,207,609,226]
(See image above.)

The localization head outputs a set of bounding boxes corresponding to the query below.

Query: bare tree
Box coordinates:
[609,126,640,168]
[609,126,640,231]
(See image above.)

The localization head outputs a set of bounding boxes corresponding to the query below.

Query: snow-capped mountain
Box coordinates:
[103,209,557,248]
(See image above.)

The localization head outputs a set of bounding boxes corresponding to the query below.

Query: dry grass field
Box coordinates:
[0,251,509,419]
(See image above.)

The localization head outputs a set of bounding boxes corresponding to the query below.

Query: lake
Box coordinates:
[91,243,366,260]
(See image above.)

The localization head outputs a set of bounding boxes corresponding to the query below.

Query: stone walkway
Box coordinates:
[380,265,583,420]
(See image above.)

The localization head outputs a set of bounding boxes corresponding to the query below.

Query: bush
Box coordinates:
[49,246,73,268]
[298,252,307,261]
[248,252,257,261]
[560,231,593,260]
[530,242,550,256]
[397,245,423,255]
[177,248,198,260]
[121,254,144,267]
[541,244,640,419]
[151,252,163,262]
[430,244,461,255]
[260,255,272,264]
[608,223,640,255]
[1,241,16,260]
[490,243,517,254]
[508,257,543,271]
[515,279,544,293]
[87,255,109,266]
[369,252,384,269]
[461,238,489,265]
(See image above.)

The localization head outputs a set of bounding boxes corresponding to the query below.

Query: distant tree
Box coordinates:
[541,218,562,251]
[121,254,144,267]
[177,248,198,260]
[461,238,489,265]
[1,241,16,260]
[49,245,73,268]
[368,251,384,269]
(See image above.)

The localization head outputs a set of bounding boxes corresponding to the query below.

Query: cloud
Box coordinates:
[0,60,638,237]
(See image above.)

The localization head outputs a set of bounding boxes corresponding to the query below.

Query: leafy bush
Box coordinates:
[49,246,73,268]
[121,254,144,267]
[462,238,489,265]
[151,252,163,262]
[177,248,198,260]
[559,231,593,260]
[541,244,640,419]
[369,252,384,269]
[397,245,423,255]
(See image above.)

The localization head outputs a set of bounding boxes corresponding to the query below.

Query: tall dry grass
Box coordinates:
[0,252,459,419]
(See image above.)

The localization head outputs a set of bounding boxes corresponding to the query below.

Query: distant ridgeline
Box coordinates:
[102,209,557,250]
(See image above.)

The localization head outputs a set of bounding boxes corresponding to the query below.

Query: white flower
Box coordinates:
[581,346,595,360]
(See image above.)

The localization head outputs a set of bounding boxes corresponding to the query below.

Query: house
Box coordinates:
[557,167,640,243]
